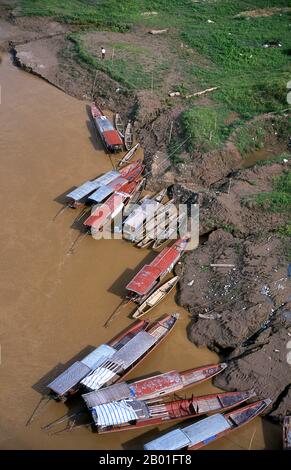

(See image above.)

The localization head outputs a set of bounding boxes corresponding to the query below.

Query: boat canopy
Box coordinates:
[126,241,185,296]
[81,344,116,370]
[110,331,156,367]
[48,361,91,396]
[151,244,181,274]
[103,130,123,146]
[144,428,191,451]
[81,331,157,391]
[92,399,149,426]
[47,344,116,396]
[96,115,115,132]
[89,176,127,203]
[81,364,120,391]
[123,199,161,239]
[144,414,231,450]
[183,413,231,446]
[82,382,132,408]
[66,171,119,202]
[126,265,161,296]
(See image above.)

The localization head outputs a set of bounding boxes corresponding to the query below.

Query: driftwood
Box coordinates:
[149,29,168,35]
[185,87,218,99]
[169,87,218,98]
[210,263,235,268]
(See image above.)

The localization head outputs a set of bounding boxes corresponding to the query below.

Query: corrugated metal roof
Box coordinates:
[144,428,191,450]
[92,399,139,426]
[82,382,131,408]
[89,177,127,203]
[81,365,120,391]
[111,330,156,368]
[47,361,91,396]
[66,171,119,201]
[66,181,100,202]
[151,244,181,274]
[183,413,231,446]
[81,344,116,370]
[126,265,161,296]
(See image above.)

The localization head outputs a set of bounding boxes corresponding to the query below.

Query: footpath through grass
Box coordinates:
[21,0,291,152]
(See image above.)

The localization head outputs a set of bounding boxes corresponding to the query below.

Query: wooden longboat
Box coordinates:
[80,314,179,393]
[153,188,167,203]
[135,199,175,249]
[144,398,272,450]
[283,416,291,450]
[93,389,256,434]
[124,121,134,150]
[123,179,146,218]
[91,104,123,153]
[132,276,179,319]
[47,319,149,402]
[84,179,141,232]
[118,143,140,168]
[88,161,144,205]
[114,113,124,138]
[65,170,120,208]
[66,161,143,209]
[82,362,228,408]
[153,213,187,250]
[126,236,190,305]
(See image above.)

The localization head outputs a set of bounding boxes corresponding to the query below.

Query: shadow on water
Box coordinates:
[54,187,77,205]
[123,428,161,450]
[107,251,157,297]
[261,417,282,450]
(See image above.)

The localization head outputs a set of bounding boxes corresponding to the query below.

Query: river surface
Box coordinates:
[0,54,281,450]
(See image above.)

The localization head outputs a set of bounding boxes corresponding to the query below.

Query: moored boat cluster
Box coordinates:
[33,105,275,449]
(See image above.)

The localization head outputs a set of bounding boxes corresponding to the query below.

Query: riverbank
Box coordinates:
[0,2,290,449]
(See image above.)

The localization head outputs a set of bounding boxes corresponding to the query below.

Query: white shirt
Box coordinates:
[101,48,106,54]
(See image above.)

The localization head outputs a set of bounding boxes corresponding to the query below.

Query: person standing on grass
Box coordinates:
[101,46,106,60]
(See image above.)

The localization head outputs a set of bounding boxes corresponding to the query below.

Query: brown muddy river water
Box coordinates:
[0,54,281,450]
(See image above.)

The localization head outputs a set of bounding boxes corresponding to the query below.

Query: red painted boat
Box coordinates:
[80,314,179,392]
[65,161,144,208]
[126,236,190,303]
[47,319,149,402]
[84,179,140,230]
[119,160,144,180]
[82,363,228,408]
[92,389,256,433]
[144,398,272,450]
[91,103,123,153]
[87,161,144,204]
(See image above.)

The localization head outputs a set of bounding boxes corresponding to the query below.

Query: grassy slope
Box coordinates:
[20,1,291,152]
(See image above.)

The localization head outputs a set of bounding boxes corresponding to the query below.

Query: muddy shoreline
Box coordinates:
[1,7,290,445]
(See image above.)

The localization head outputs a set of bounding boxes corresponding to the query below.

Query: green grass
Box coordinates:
[181,105,232,153]
[256,152,291,166]
[256,170,291,212]
[21,0,291,152]
[277,223,291,237]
